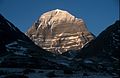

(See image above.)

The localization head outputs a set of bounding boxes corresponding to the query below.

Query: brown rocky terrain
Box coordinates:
[26,9,95,54]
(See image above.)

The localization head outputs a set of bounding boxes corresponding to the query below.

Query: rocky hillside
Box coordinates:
[0,14,40,56]
[0,14,71,69]
[73,21,120,76]
[26,9,95,54]
[75,21,120,59]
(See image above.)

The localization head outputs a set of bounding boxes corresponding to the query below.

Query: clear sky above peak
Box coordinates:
[0,0,119,36]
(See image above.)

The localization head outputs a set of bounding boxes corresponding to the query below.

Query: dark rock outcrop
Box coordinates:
[75,21,120,59]
[74,21,120,75]
[0,14,49,56]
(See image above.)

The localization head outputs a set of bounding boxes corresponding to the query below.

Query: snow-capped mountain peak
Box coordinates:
[26,9,95,54]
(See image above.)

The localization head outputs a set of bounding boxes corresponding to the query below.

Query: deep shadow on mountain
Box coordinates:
[0,14,71,70]
[75,21,120,59]
[0,14,44,55]
[73,21,120,75]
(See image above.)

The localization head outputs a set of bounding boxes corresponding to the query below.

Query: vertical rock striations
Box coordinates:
[26,9,95,54]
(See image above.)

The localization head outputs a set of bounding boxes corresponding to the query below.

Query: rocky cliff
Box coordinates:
[26,9,95,54]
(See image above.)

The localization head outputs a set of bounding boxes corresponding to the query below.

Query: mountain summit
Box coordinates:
[26,9,95,54]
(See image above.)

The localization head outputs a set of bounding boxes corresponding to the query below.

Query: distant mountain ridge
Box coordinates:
[26,9,95,54]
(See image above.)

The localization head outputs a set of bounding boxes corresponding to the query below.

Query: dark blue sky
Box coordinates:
[0,0,119,36]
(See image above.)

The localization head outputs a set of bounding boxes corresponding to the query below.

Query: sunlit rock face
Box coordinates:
[26,9,95,54]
